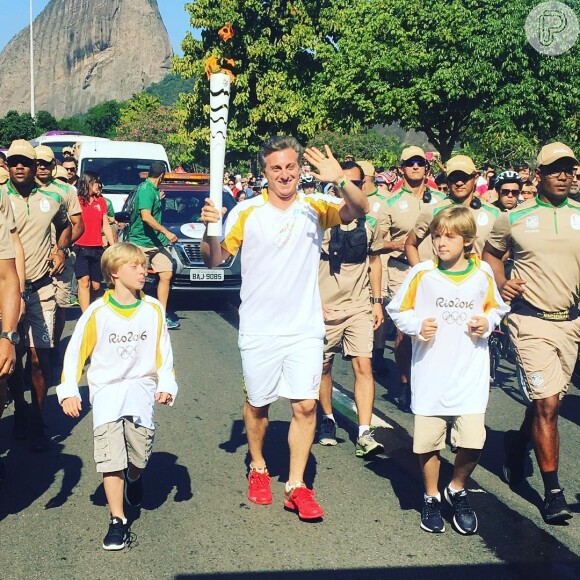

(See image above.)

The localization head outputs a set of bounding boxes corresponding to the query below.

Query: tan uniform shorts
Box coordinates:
[413,414,486,454]
[324,307,374,363]
[386,258,410,300]
[142,246,173,273]
[508,313,580,400]
[93,417,155,473]
[20,283,56,349]
[53,255,75,308]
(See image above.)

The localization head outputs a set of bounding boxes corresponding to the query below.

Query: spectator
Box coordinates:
[62,156,79,187]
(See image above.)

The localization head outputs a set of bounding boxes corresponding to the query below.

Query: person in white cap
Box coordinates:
[483,142,580,524]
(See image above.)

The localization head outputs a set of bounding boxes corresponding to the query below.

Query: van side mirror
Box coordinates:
[115,211,131,223]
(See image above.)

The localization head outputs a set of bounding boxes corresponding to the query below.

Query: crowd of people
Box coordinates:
[0,133,578,552]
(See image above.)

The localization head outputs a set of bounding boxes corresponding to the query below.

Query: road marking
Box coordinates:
[331,387,393,429]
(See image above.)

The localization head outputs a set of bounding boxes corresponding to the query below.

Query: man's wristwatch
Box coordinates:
[371,297,384,304]
[0,331,20,345]
[56,246,70,257]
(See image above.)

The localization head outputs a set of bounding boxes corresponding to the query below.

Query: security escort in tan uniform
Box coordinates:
[317,161,385,458]
[373,147,445,407]
[35,145,84,348]
[4,140,72,452]
[483,142,580,525]
[356,160,391,374]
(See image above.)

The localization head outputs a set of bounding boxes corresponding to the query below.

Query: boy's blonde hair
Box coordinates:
[430,205,477,256]
[101,242,148,288]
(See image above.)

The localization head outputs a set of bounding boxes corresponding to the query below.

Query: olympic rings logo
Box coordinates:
[117,345,139,359]
[442,311,467,325]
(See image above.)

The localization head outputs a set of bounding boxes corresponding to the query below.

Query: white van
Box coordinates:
[77,141,171,212]
[30,132,110,162]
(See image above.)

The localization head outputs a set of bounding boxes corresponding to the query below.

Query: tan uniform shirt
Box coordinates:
[414,198,500,258]
[383,186,446,261]
[7,181,68,282]
[41,179,81,216]
[0,184,17,231]
[487,196,580,312]
[0,211,15,259]
[319,218,383,311]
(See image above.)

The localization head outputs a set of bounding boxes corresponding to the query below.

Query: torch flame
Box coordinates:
[205,24,236,81]
[218,23,235,42]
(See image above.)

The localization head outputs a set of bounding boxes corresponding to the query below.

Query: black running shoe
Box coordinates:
[420,496,445,533]
[102,517,128,551]
[502,430,528,486]
[318,417,337,446]
[444,487,478,535]
[542,489,573,524]
[124,470,143,507]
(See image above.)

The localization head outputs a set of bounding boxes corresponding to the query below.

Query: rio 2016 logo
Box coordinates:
[525,2,579,56]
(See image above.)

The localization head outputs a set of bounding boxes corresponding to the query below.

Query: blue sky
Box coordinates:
[0,0,193,55]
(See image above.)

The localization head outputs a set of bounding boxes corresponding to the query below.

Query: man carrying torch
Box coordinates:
[201,137,369,520]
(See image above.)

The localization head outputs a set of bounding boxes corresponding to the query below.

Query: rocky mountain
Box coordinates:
[0,0,172,118]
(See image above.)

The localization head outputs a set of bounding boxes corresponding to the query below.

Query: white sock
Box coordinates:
[358,425,370,437]
[447,484,463,495]
[285,481,304,493]
[323,414,336,423]
[425,492,441,502]
[112,516,128,524]
[249,464,267,473]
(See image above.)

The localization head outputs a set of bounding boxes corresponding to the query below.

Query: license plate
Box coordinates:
[189,269,224,282]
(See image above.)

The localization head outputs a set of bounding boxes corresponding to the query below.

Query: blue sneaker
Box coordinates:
[166,315,180,330]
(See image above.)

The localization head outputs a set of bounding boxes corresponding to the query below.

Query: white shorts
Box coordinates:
[239,334,323,407]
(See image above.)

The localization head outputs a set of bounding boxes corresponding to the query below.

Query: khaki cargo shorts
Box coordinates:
[386,258,410,300]
[142,246,173,273]
[508,313,580,400]
[53,255,75,308]
[324,307,374,363]
[20,283,56,349]
[413,414,486,454]
[93,417,155,473]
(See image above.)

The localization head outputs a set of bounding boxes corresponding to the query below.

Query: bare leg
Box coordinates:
[288,399,317,484]
[29,347,50,414]
[90,280,102,304]
[157,271,172,312]
[450,448,481,490]
[532,395,560,473]
[319,361,334,416]
[243,401,269,469]
[351,356,375,426]
[418,451,441,496]
[77,276,91,312]
[394,330,411,384]
[103,471,126,520]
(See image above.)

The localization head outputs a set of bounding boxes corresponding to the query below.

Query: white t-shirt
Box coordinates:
[221,191,343,337]
[386,256,509,416]
[57,291,178,430]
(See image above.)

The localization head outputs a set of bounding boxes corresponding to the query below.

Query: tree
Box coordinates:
[0,111,37,147]
[84,101,121,138]
[35,111,58,135]
[119,93,163,127]
[146,73,194,106]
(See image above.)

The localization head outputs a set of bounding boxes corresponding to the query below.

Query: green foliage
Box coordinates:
[84,101,121,138]
[34,111,58,134]
[119,93,163,127]
[145,74,194,105]
[0,111,37,147]
[307,130,402,167]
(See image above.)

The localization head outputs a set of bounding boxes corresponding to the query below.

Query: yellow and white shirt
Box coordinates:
[57,291,178,430]
[387,256,509,415]
[221,191,343,337]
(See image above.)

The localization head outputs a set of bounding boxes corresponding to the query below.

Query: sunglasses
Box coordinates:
[500,189,520,196]
[447,172,475,184]
[64,167,76,172]
[402,159,426,167]
[541,167,574,177]
[7,156,35,168]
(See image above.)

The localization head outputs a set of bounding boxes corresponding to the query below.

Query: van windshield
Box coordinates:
[81,158,168,193]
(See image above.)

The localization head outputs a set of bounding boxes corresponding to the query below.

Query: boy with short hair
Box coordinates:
[57,242,178,550]
[387,206,508,535]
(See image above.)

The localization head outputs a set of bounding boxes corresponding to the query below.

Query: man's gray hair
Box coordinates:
[258,136,304,170]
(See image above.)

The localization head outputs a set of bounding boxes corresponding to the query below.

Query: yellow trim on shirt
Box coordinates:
[221,205,259,255]
[303,197,342,230]
[400,269,429,311]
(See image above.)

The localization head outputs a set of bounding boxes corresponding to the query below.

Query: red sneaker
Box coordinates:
[284,485,324,520]
[247,469,273,505]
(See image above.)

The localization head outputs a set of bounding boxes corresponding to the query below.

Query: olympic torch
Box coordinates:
[206,23,235,237]
[207,72,231,236]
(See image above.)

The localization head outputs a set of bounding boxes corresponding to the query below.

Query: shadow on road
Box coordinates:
[219,419,318,488]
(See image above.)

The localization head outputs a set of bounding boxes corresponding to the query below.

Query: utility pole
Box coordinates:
[29,0,35,118]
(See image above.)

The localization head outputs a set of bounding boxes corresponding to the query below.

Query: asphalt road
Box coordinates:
[0,297,579,580]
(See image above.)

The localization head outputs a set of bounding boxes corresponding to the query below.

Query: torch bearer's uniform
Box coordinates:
[221,191,343,405]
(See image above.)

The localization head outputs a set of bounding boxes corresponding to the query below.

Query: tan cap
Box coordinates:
[62,146,74,156]
[54,165,69,181]
[0,167,8,183]
[536,142,578,167]
[34,145,55,163]
[400,146,426,162]
[357,160,375,177]
[7,139,36,160]
[446,155,477,175]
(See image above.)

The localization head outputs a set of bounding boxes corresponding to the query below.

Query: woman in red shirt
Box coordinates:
[74,172,116,311]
